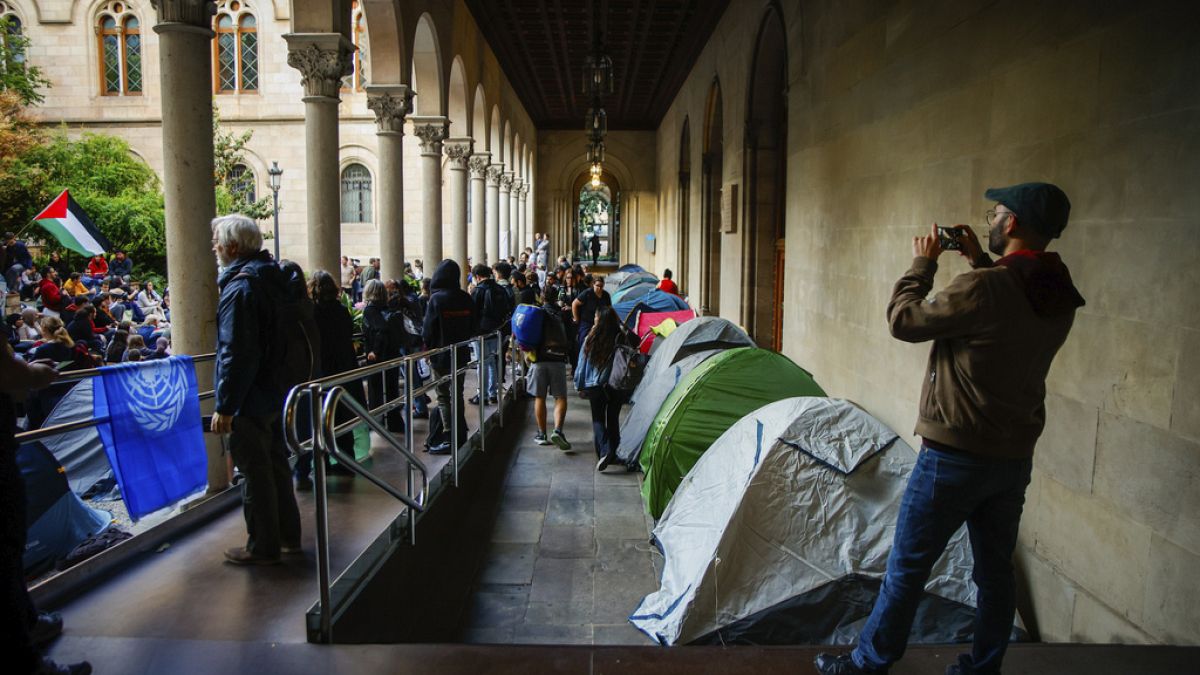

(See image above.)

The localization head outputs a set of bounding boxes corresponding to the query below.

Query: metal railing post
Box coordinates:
[311,382,332,643]
[450,346,460,487]
[404,357,416,545]
[477,335,486,454]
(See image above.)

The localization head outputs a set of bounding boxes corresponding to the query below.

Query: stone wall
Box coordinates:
[653,0,1200,644]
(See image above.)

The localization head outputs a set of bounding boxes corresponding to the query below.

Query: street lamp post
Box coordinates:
[268,161,283,260]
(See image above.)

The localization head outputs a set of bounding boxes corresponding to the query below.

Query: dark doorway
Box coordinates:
[701,81,723,316]
[744,8,787,349]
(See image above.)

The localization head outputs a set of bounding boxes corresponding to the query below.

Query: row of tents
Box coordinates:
[596,287,1020,647]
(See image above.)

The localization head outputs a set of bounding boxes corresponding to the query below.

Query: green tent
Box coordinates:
[639,348,825,518]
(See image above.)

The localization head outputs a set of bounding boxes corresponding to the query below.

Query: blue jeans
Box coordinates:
[853,446,1032,674]
[481,335,501,399]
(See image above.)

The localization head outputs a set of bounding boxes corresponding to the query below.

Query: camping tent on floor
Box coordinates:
[633,309,697,354]
[639,348,825,518]
[617,318,755,467]
[614,290,690,328]
[630,397,987,647]
[617,263,645,273]
[611,281,655,305]
[20,441,112,575]
[39,379,113,496]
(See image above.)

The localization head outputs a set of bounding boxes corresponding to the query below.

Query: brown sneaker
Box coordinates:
[223,547,281,566]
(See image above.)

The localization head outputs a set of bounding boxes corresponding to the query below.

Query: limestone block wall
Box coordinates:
[654,0,1200,644]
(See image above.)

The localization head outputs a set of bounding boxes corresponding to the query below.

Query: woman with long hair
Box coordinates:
[362,278,403,432]
[574,306,634,471]
[105,329,130,364]
[28,315,75,363]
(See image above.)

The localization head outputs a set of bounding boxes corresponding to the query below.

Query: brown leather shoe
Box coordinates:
[223,547,281,566]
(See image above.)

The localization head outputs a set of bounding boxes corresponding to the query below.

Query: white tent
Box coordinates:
[631,397,992,646]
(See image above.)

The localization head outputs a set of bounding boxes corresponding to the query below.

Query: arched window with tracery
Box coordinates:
[213,0,258,94]
[229,163,256,203]
[96,2,142,96]
[1,2,23,62]
[340,163,372,223]
[343,2,368,92]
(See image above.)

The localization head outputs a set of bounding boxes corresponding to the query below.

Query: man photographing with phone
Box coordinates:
[816,183,1085,675]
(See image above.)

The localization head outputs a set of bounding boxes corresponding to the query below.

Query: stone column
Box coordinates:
[498,172,513,260]
[443,137,472,284]
[154,0,221,492]
[518,185,530,259]
[511,178,524,256]
[411,116,448,268]
[366,85,412,280]
[469,152,490,266]
[485,164,503,264]
[285,34,353,277]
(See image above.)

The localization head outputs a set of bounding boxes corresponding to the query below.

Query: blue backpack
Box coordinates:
[511,304,545,351]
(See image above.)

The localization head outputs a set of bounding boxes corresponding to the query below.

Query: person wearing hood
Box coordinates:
[817,183,1085,675]
[421,260,477,454]
[210,215,302,567]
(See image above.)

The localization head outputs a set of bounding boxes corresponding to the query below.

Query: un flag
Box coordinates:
[93,356,207,521]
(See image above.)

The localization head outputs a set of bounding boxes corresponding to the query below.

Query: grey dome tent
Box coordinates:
[616,317,755,467]
[631,397,995,647]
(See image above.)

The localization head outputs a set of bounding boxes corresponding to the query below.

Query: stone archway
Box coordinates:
[701,80,723,316]
[571,169,621,263]
[744,5,787,349]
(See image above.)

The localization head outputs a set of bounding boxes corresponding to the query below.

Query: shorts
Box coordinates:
[526,361,568,399]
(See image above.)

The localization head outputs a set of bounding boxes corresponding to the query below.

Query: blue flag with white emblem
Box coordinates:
[93,356,207,521]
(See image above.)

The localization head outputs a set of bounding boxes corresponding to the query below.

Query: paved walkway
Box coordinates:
[459,389,661,646]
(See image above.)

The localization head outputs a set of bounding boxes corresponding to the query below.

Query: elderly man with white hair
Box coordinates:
[209,214,301,566]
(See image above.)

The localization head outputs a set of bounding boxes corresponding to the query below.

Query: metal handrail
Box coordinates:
[14,353,217,445]
[284,329,511,642]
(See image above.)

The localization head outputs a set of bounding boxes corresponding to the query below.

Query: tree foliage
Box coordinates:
[0,16,51,106]
[578,186,610,233]
[213,105,273,221]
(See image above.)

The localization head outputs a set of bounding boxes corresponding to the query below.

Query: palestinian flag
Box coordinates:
[31,190,112,257]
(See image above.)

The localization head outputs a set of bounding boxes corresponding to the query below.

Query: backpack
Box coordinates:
[235,266,318,394]
[608,343,648,391]
[538,310,571,362]
[482,282,514,334]
[383,308,422,352]
[512,304,545,351]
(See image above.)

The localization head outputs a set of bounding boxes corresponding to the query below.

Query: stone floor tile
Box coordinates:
[594,485,642,506]
[461,626,517,644]
[539,525,597,559]
[499,486,550,512]
[593,622,655,646]
[478,543,537,585]
[595,514,651,540]
[506,463,552,487]
[464,590,528,629]
[594,496,645,518]
[545,498,595,526]
[523,600,594,626]
[550,469,594,486]
[529,557,594,603]
[512,622,593,645]
[491,511,545,544]
[548,480,595,502]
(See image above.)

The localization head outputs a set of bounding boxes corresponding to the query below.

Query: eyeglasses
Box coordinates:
[986,209,1013,226]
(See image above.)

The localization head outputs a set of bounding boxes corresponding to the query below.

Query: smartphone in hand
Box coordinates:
[937,225,964,251]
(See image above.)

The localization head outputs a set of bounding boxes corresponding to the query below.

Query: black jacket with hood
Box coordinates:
[421,260,477,372]
[215,250,288,417]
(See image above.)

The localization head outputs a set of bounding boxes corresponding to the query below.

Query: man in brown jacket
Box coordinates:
[817,183,1085,675]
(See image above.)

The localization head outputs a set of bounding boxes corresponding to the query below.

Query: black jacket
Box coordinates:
[473,278,514,333]
[422,260,477,371]
[214,250,284,417]
[362,301,393,360]
[315,299,358,376]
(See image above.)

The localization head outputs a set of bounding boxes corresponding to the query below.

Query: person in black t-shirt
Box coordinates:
[571,276,612,354]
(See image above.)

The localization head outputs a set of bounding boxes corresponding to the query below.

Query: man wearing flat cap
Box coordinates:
[817,183,1085,675]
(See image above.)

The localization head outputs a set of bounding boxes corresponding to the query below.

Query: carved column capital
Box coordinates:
[469,152,492,179]
[365,85,413,134]
[410,115,448,155]
[518,185,530,199]
[486,164,505,186]
[499,173,514,191]
[443,137,474,170]
[284,33,354,100]
[512,178,524,193]
[151,0,216,27]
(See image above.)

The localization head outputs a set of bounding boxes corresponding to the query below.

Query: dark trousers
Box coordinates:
[432,365,467,448]
[588,387,629,460]
[367,367,404,432]
[1,443,38,672]
[853,446,1032,674]
[228,413,302,558]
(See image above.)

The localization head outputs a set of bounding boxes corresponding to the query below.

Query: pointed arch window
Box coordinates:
[1,2,24,62]
[343,2,368,92]
[213,0,258,94]
[340,164,373,223]
[96,3,141,96]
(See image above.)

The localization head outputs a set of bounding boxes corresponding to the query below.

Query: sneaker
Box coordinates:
[36,657,92,675]
[468,394,481,405]
[549,429,571,451]
[223,547,281,566]
[281,545,303,556]
[814,653,885,675]
[29,611,63,648]
[596,452,613,472]
[428,442,452,455]
[533,432,551,445]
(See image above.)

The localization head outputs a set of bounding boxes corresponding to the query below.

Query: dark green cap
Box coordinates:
[984,182,1071,239]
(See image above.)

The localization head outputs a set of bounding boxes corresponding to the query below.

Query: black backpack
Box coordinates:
[482,282,514,334]
[383,308,422,352]
[608,343,648,392]
[235,266,319,394]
